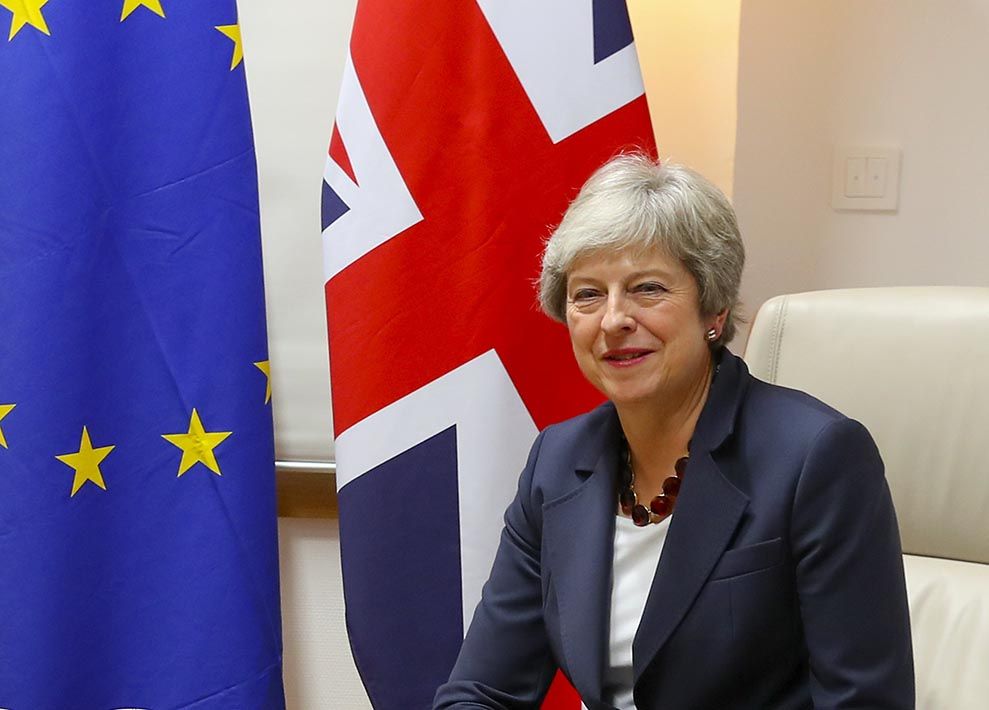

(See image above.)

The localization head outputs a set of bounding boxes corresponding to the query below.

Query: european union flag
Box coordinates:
[0,2,285,708]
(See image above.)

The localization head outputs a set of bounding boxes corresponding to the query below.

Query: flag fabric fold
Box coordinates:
[322,1,655,708]
[0,2,284,708]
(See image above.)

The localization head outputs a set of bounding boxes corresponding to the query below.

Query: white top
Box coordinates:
[603,514,671,710]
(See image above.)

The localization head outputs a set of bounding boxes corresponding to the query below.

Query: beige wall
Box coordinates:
[734,0,989,347]
[279,518,371,709]
[629,0,742,197]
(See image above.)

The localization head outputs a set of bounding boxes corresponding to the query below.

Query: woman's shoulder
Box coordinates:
[727,365,886,510]
[536,401,624,465]
[738,371,881,472]
[743,372,854,434]
[518,402,621,498]
[711,350,868,452]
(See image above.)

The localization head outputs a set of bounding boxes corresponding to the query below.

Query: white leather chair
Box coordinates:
[744,287,989,709]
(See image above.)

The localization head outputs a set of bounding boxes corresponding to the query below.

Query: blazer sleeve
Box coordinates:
[433,430,559,709]
[791,417,915,708]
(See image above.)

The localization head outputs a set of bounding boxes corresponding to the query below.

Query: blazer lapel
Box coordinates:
[631,451,748,681]
[632,351,752,682]
[542,416,622,704]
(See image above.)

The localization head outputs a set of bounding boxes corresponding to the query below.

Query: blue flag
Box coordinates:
[0,2,284,708]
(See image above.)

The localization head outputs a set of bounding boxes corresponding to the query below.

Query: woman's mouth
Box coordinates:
[602,349,652,367]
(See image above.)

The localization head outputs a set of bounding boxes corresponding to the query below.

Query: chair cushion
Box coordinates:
[905,554,989,708]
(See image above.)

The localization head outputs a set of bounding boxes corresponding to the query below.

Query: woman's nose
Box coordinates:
[601,293,636,334]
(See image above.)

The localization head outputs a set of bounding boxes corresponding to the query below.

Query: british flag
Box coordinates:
[322,2,655,707]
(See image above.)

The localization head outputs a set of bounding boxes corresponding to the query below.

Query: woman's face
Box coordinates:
[565,248,719,409]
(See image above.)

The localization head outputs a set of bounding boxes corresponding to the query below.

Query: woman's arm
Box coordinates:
[791,417,915,708]
[433,431,560,709]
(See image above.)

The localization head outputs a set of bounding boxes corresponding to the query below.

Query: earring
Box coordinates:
[705,328,718,342]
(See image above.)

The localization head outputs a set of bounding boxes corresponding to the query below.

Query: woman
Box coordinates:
[433,155,914,709]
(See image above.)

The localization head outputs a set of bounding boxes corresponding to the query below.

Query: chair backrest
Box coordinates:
[744,287,989,709]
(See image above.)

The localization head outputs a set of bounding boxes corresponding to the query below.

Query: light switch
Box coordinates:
[832,146,901,211]
[845,158,866,197]
[866,157,887,197]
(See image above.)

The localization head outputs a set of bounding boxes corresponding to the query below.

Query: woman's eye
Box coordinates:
[632,282,667,296]
[569,288,605,311]
[572,288,602,302]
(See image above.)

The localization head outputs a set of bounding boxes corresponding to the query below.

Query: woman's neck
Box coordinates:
[616,359,714,492]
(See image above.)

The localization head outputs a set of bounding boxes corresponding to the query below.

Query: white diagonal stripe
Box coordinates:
[322,52,423,280]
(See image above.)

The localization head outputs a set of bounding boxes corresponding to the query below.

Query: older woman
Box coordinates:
[433,155,914,709]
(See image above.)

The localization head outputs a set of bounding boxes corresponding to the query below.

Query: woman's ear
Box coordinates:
[709,308,728,336]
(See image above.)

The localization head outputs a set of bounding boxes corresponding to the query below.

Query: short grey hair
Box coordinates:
[538,153,745,345]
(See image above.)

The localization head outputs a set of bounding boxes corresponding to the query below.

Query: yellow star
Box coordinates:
[120,0,165,22]
[215,24,243,71]
[162,408,232,477]
[55,427,115,497]
[254,360,272,404]
[0,0,51,41]
[0,404,15,448]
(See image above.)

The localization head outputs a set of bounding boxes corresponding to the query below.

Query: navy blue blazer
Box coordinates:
[434,351,914,709]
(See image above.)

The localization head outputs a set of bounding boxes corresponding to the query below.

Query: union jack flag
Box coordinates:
[322,2,655,707]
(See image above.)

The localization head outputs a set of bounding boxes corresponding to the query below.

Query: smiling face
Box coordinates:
[565,248,724,411]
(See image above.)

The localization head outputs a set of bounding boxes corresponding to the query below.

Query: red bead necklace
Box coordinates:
[618,441,688,527]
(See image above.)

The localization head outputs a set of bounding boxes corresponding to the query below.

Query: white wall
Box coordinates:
[734,0,989,343]
[239,0,356,464]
